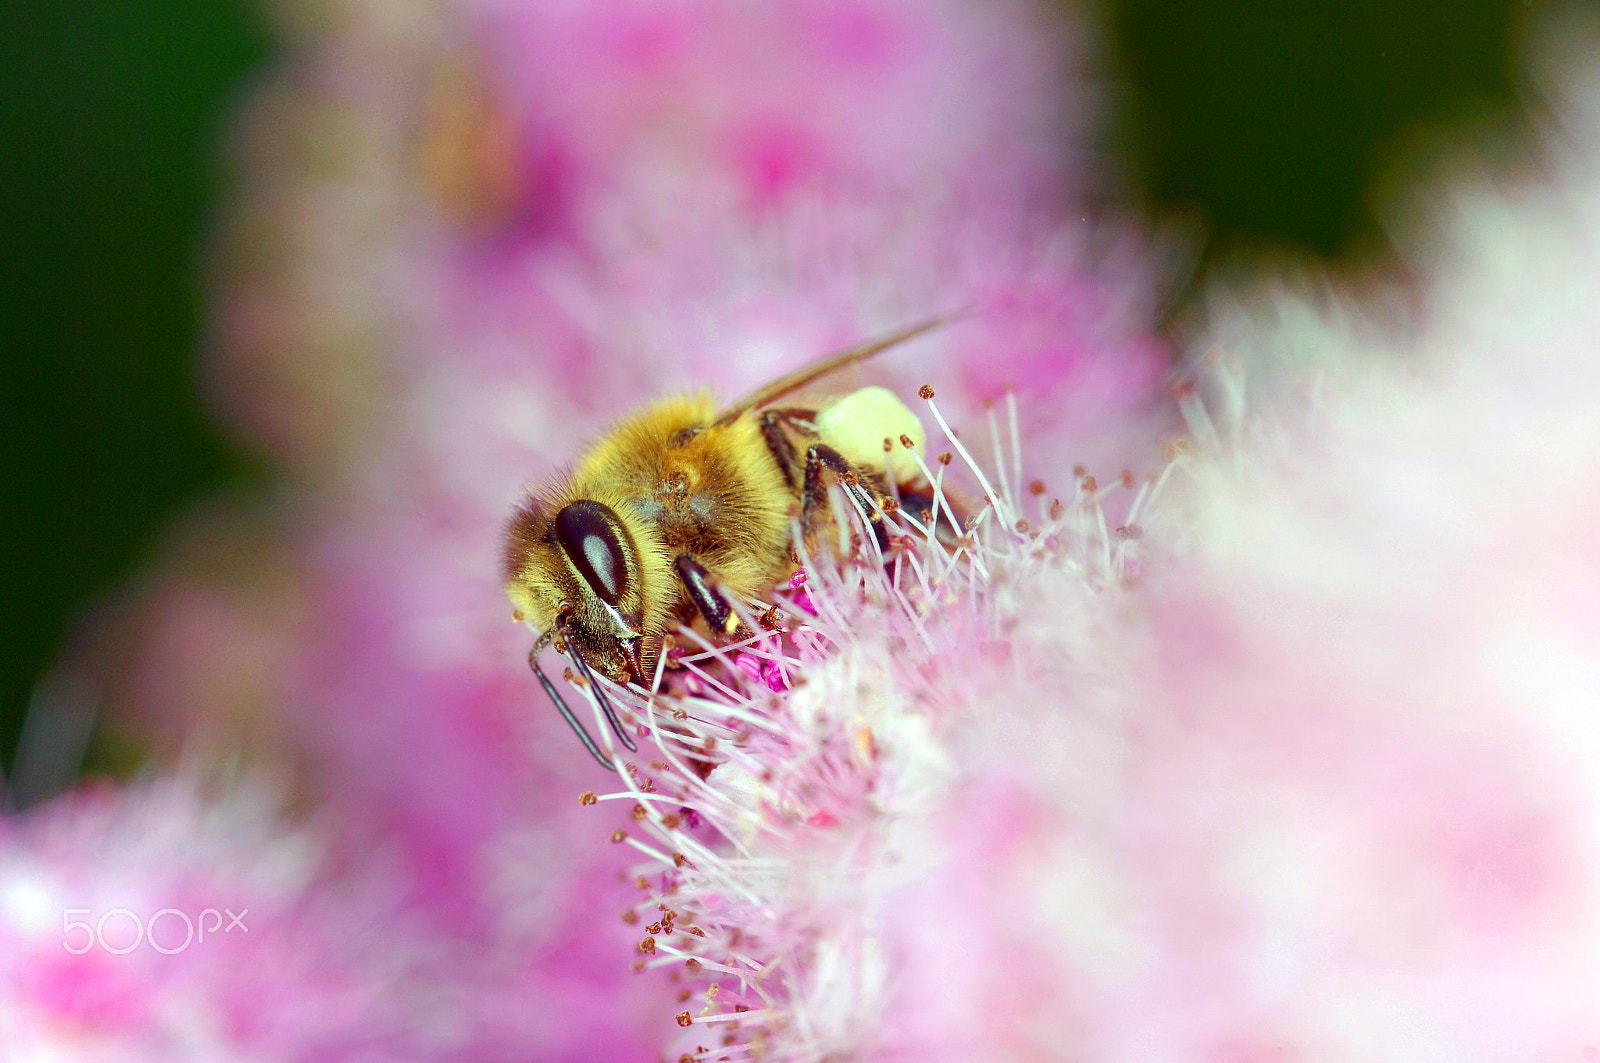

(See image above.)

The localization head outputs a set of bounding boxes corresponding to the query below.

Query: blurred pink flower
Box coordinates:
[209,0,1167,484]
[1,776,396,1060]
[0,771,665,1060]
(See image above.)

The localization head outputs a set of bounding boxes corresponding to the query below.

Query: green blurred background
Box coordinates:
[0,0,1541,798]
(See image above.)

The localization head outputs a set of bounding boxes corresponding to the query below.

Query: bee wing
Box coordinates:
[712,314,957,425]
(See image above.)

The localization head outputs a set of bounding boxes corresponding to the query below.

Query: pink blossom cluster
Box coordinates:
[0,777,397,1060]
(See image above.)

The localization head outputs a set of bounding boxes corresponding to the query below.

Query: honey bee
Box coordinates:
[502,319,947,769]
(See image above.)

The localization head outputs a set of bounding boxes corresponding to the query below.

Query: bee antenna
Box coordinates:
[564,636,639,753]
[528,644,615,772]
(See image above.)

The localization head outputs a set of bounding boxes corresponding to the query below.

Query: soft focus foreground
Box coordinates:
[6,2,1600,1062]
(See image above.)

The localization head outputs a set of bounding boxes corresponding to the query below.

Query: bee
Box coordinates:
[502,318,947,770]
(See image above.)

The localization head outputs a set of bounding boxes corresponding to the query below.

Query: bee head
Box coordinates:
[504,495,648,683]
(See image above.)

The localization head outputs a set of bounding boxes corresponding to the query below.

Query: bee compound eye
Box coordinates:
[554,500,630,607]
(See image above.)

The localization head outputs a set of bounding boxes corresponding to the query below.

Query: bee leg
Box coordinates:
[529,646,615,772]
[802,443,891,556]
[674,554,740,635]
[564,639,639,753]
[758,408,818,491]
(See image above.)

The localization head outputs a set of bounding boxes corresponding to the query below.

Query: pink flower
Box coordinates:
[0,777,396,1061]
[574,23,1600,1062]
[0,774,675,1061]
[209,0,1166,480]
[572,391,1163,1062]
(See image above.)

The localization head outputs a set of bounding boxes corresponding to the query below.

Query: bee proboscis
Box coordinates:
[503,318,949,769]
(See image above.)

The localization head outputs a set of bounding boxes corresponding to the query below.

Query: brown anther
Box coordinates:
[673,852,688,868]
[842,472,858,486]
[706,983,721,998]
[640,937,657,954]
[612,830,628,843]
[562,666,576,683]
[685,958,702,974]
[511,609,524,623]
[632,803,649,820]
[553,633,568,654]
[1049,499,1064,521]
[678,989,692,1002]
[937,452,952,466]
[1081,474,1097,492]
[1121,470,1136,488]
[641,779,658,794]
[676,1011,693,1028]
[882,497,899,514]
[662,813,682,830]
[636,875,651,890]
[758,606,781,630]
[633,960,646,972]
[734,1004,750,1013]
[917,384,935,400]
[688,926,705,937]
[622,910,639,925]
[646,921,663,934]
[579,791,597,806]
[1015,519,1030,533]
[672,708,689,720]
[882,437,894,451]
[899,433,916,448]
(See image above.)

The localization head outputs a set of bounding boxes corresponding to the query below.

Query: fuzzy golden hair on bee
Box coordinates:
[568,393,794,596]
[503,315,956,771]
